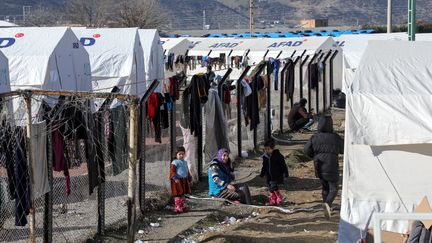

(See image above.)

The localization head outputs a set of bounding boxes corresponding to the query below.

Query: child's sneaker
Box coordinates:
[266,192,276,206]
[274,190,283,206]
[174,197,183,213]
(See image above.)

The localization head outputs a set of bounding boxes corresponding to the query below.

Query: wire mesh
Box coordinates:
[0,93,132,242]
[142,100,172,210]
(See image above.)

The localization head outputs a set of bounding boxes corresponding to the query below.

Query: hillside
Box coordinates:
[1,0,432,29]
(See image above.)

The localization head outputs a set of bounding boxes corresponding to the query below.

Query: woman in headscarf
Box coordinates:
[207,148,244,203]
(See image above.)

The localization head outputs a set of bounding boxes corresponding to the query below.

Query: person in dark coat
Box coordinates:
[288,98,314,131]
[304,115,343,219]
[407,220,432,243]
[260,140,289,206]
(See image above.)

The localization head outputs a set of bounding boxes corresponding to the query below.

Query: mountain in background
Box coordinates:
[1,0,432,29]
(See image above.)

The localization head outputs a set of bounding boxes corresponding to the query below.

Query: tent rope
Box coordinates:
[375,155,409,213]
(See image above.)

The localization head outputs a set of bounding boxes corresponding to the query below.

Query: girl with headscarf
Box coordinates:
[207,148,243,202]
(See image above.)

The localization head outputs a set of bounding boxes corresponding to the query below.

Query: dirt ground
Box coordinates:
[93,109,345,243]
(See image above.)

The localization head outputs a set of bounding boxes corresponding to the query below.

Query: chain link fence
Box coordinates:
[0,92,134,242]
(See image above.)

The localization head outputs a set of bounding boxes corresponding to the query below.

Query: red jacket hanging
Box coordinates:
[147,92,159,120]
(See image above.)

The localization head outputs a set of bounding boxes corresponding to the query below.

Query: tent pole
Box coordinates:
[322,51,333,112]
[299,55,310,99]
[307,51,321,112]
[315,52,325,113]
[329,51,339,106]
[292,56,301,107]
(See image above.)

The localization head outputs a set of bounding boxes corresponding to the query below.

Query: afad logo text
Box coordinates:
[267,41,303,48]
[80,34,102,46]
[0,33,25,48]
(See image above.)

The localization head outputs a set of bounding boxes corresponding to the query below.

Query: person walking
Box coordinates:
[304,115,343,219]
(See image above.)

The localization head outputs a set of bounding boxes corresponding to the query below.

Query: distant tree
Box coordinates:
[117,0,168,29]
[24,6,64,26]
[65,0,115,27]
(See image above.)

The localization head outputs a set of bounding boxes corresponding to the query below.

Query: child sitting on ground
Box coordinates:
[260,140,289,206]
[170,146,192,213]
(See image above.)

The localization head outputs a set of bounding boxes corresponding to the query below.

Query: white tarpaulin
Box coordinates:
[138,29,164,93]
[188,38,247,56]
[73,28,145,106]
[340,40,432,242]
[161,38,190,56]
[0,27,92,121]
[335,33,407,93]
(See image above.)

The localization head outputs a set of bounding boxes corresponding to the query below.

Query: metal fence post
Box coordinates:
[266,63,271,140]
[236,66,251,158]
[44,122,53,243]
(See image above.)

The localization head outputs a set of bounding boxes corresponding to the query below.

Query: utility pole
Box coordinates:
[249,0,254,38]
[387,0,392,33]
[408,0,416,41]
[22,6,31,24]
[203,10,206,30]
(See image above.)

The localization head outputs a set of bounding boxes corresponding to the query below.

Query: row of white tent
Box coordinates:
[0,27,165,120]
[2,27,432,241]
[159,33,432,241]
[167,36,344,90]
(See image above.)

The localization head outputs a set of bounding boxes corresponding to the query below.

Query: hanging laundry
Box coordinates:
[204,88,231,161]
[169,77,180,101]
[310,63,319,89]
[180,87,191,129]
[160,93,169,129]
[86,111,102,195]
[52,126,71,196]
[31,121,50,199]
[14,128,30,226]
[1,124,15,199]
[108,104,128,175]
[270,58,280,90]
[147,93,159,120]
[284,59,295,101]
[189,74,211,137]
[245,75,265,131]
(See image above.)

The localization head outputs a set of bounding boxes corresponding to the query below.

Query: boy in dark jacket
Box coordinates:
[304,115,343,219]
[260,140,289,206]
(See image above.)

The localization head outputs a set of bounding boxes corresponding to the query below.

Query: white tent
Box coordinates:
[0,50,10,93]
[161,38,190,56]
[0,27,92,121]
[340,40,432,242]
[188,38,247,57]
[335,33,407,93]
[138,29,164,93]
[161,38,191,78]
[73,28,145,108]
[0,20,18,27]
